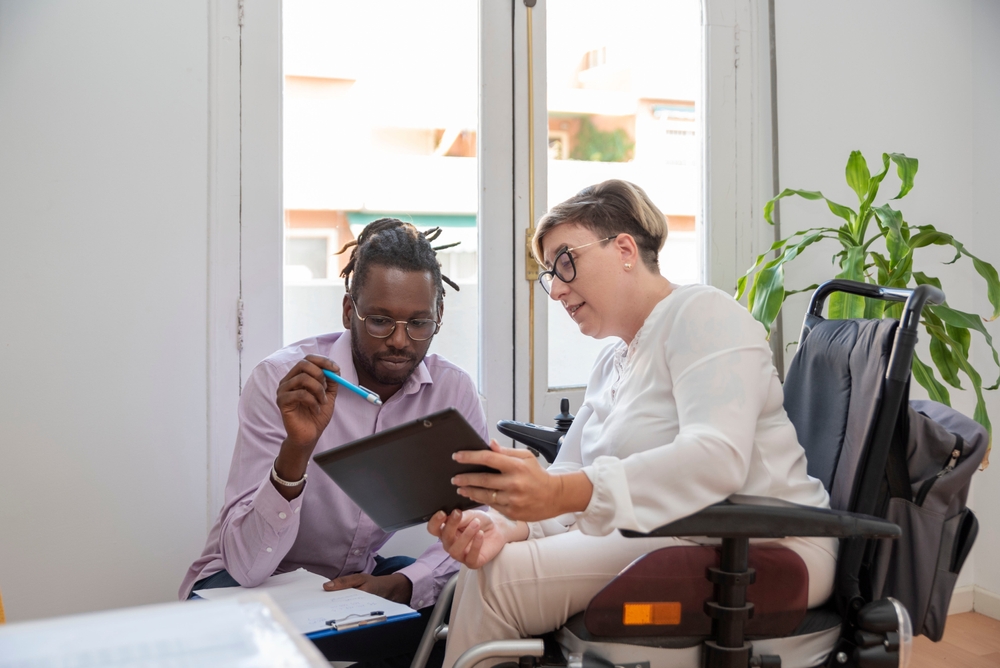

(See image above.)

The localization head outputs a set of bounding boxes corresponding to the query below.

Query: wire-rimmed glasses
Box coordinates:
[537,235,618,295]
[350,297,441,341]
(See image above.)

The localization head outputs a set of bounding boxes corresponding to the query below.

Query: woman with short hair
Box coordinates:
[428,179,836,665]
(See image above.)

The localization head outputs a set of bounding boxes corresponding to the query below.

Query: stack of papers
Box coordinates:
[0,592,328,668]
[194,569,419,636]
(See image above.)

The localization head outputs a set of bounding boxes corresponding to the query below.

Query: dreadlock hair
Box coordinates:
[335,218,460,309]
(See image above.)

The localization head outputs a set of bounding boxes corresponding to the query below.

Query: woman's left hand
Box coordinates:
[451,440,592,522]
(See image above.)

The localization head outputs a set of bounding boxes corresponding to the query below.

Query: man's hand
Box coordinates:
[272,355,340,499]
[450,440,594,522]
[323,572,413,605]
[427,509,523,569]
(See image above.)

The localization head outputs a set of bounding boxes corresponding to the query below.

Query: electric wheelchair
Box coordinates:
[412,280,961,668]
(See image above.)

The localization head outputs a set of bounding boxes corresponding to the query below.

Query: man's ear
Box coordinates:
[437,296,444,323]
[342,293,353,329]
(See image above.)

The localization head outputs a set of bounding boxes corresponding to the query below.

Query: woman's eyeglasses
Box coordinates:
[537,235,618,295]
[350,297,440,341]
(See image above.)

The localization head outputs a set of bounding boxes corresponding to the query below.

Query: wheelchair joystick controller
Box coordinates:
[554,398,575,433]
[496,398,575,464]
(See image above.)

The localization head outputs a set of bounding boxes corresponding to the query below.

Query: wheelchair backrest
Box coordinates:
[782,316,902,513]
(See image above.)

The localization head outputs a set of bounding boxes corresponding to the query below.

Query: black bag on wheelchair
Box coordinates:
[868,399,985,641]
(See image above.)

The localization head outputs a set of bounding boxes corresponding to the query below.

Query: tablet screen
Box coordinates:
[312,408,496,531]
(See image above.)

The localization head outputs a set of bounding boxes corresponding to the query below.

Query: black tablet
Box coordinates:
[312,407,495,532]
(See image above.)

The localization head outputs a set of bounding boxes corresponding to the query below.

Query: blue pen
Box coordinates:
[322,369,383,405]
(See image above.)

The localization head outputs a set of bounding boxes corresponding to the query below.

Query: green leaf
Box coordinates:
[909,230,953,248]
[913,271,943,290]
[846,150,871,203]
[784,284,821,297]
[745,231,830,331]
[827,199,858,225]
[763,189,856,226]
[928,304,1000,390]
[748,265,786,336]
[735,228,839,299]
[929,333,963,389]
[933,236,1000,319]
[862,154,892,210]
[912,353,951,405]
[947,323,972,358]
[911,232,999,316]
[871,253,891,286]
[887,153,919,199]
[863,297,885,320]
[886,253,913,288]
[971,255,1000,321]
[873,204,907,263]
[922,321,992,442]
[828,246,866,319]
[885,302,904,320]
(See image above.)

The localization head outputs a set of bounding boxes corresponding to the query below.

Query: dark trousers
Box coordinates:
[190,556,444,668]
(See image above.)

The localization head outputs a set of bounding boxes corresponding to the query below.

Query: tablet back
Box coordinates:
[312,408,493,532]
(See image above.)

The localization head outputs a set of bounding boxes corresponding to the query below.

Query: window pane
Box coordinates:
[546,0,703,388]
[285,237,328,280]
[282,0,480,386]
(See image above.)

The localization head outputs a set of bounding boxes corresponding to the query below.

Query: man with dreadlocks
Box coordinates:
[180,219,485,666]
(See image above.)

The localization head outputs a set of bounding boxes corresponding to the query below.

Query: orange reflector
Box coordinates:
[622,602,682,626]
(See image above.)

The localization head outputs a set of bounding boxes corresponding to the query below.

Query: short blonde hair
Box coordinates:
[532,179,668,269]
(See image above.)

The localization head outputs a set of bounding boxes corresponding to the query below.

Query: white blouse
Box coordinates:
[536,284,831,538]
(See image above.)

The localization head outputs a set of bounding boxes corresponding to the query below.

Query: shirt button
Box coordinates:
[353,550,360,556]
[417,600,424,607]
[278,512,287,520]
[294,507,300,514]
[266,547,273,553]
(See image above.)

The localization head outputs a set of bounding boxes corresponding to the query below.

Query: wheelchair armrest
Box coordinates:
[496,420,563,463]
[619,495,900,540]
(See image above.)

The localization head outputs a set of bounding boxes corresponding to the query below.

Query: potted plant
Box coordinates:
[737,151,998,465]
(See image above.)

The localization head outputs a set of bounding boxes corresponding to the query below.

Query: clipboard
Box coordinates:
[312,407,496,531]
[194,569,420,638]
[306,610,421,639]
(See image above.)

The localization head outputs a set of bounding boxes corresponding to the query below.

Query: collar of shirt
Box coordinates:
[328,330,434,400]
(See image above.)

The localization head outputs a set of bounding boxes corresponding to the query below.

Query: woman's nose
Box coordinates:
[547,276,569,301]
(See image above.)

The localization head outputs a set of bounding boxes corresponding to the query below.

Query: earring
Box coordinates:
[624,262,632,270]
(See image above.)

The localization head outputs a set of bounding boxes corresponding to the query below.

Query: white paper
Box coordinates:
[194,569,417,635]
[0,592,328,668]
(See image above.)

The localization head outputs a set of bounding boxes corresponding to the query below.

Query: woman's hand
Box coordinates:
[427,509,518,569]
[450,440,594,522]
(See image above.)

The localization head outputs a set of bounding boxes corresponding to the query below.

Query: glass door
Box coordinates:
[525,0,705,423]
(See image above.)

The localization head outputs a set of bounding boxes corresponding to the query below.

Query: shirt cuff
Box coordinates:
[576,456,633,536]
[396,560,434,610]
[251,475,305,532]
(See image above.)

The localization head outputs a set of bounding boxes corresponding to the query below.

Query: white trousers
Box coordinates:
[443,530,838,668]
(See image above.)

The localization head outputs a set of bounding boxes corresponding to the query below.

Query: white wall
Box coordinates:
[0,1,214,620]
[773,0,1000,600]
[968,0,1000,601]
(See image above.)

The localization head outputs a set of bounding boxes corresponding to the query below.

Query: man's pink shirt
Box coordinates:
[179,331,487,608]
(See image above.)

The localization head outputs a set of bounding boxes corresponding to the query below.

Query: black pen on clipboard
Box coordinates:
[325,610,386,630]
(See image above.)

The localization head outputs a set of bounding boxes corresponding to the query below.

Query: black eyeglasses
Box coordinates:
[537,235,618,295]
[350,297,441,341]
